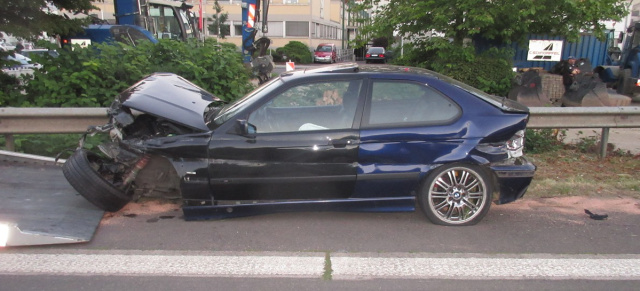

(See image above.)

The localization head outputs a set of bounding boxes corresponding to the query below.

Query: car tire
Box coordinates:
[418,164,493,226]
[62,149,132,212]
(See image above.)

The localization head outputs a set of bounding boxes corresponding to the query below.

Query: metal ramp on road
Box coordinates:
[0,150,104,247]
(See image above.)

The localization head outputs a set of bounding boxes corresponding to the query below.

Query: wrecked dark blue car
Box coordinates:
[63,63,535,226]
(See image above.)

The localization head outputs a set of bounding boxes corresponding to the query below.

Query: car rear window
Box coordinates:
[366,81,460,126]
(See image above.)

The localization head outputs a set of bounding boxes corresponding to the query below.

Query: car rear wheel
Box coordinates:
[418,164,492,226]
[62,149,132,212]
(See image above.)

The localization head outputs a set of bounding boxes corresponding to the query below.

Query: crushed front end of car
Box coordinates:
[62,73,223,212]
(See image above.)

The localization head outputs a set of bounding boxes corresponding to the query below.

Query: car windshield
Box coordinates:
[317,46,332,52]
[211,77,283,128]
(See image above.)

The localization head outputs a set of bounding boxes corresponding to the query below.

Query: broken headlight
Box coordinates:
[506,130,525,158]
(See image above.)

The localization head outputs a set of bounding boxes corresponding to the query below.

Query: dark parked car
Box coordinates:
[62,63,535,226]
[365,47,387,63]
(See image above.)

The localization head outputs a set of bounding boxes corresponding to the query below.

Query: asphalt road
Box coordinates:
[44,202,640,254]
[2,196,640,290]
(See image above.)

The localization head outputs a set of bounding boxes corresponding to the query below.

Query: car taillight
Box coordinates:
[506,130,525,158]
[366,54,371,57]
[380,54,385,58]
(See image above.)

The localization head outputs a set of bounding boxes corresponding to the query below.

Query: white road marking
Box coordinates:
[1,252,639,280]
[0,253,325,278]
[331,257,640,280]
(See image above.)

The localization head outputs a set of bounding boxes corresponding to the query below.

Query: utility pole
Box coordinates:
[341,0,345,49]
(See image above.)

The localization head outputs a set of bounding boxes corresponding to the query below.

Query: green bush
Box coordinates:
[525,129,565,153]
[1,38,253,108]
[276,41,312,64]
[0,73,26,107]
[0,133,108,157]
[392,39,514,96]
[269,48,285,63]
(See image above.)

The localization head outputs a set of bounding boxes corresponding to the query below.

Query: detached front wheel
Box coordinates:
[418,164,492,226]
[62,149,132,212]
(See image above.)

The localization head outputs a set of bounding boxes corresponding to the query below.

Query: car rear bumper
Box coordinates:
[365,57,385,62]
[489,157,536,204]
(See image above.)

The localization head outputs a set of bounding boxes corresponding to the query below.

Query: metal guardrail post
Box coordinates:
[4,134,14,151]
[600,128,610,159]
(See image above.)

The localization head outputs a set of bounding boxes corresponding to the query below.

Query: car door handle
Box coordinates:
[329,138,359,148]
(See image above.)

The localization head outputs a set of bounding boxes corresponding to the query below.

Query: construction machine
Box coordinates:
[241,0,274,84]
[511,29,632,108]
[63,0,199,47]
[114,0,199,41]
[597,22,640,100]
[509,60,627,107]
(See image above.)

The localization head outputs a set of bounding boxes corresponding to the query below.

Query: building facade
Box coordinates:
[88,0,365,50]
[200,0,361,50]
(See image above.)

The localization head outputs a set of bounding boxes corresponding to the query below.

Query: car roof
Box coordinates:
[281,63,440,79]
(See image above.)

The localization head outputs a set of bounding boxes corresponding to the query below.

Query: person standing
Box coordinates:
[562,56,581,91]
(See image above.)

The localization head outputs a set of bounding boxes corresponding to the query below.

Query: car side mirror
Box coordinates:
[236,119,257,137]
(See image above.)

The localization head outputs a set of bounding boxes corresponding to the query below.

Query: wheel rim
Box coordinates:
[428,167,487,224]
[86,152,126,190]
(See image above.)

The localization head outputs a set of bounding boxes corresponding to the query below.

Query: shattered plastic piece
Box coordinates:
[584,209,608,220]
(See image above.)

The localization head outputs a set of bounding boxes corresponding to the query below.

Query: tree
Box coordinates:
[352,0,628,46]
[208,0,229,38]
[1,0,96,41]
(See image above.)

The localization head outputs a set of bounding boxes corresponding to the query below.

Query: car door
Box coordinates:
[354,77,463,199]
[208,77,365,201]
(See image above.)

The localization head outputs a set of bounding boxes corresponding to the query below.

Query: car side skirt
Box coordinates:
[182,197,415,221]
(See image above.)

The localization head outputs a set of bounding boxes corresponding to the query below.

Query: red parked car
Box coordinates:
[314,43,337,63]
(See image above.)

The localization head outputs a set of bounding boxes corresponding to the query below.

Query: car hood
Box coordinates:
[315,52,332,56]
[116,73,221,131]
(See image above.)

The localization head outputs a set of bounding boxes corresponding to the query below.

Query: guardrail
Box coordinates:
[528,107,640,158]
[1,107,640,157]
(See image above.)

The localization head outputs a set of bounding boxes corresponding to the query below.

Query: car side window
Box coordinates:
[367,81,460,125]
[248,80,362,133]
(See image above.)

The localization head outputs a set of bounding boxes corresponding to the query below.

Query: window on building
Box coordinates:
[267,22,284,37]
[209,23,231,37]
[286,21,309,37]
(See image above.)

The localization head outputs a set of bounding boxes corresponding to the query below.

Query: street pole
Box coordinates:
[341,1,345,49]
